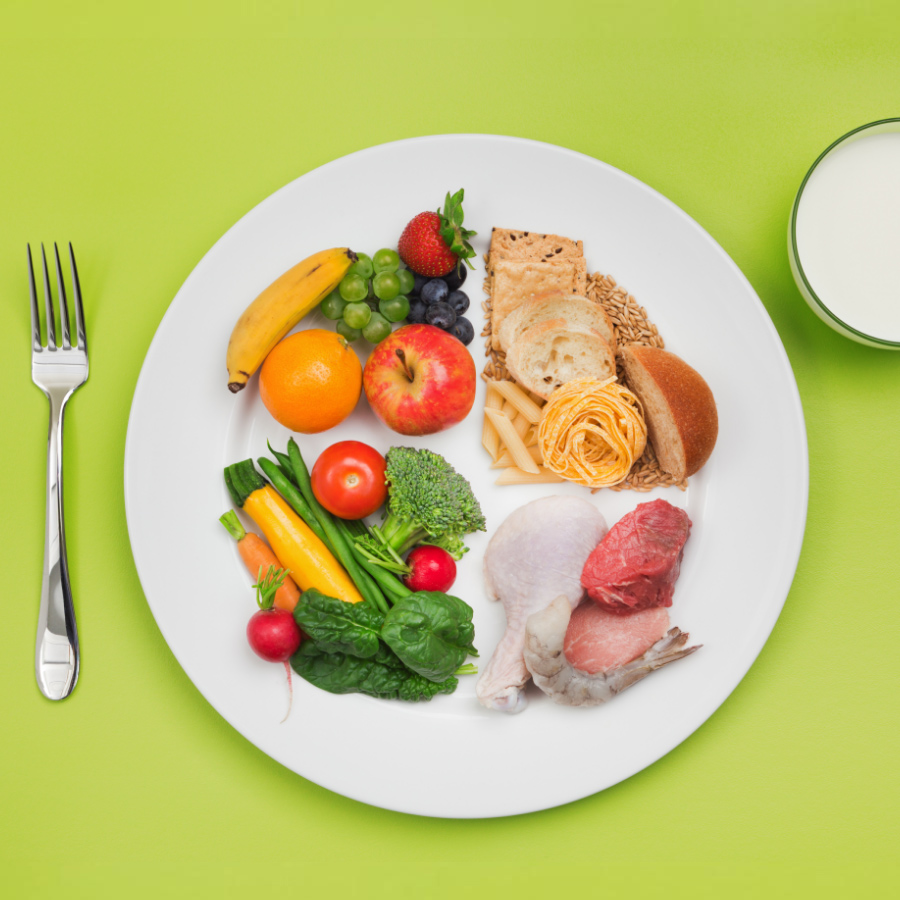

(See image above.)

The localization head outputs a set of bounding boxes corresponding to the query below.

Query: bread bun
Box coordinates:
[497,292,615,353]
[619,345,718,479]
[506,321,617,400]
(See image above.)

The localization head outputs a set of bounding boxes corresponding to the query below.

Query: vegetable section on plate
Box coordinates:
[222,440,484,708]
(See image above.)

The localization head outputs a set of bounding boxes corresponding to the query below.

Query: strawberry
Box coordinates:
[397,188,477,278]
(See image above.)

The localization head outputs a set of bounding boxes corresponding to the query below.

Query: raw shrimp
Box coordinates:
[523,596,701,707]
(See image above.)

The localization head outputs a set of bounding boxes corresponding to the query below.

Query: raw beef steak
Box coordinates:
[581,499,691,613]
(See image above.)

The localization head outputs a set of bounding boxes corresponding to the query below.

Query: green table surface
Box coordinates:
[2,1,897,896]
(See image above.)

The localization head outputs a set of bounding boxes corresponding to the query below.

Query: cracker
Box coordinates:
[489,257,588,349]
[489,228,583,263]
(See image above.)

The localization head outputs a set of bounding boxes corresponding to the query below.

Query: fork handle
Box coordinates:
[35,389,79,700]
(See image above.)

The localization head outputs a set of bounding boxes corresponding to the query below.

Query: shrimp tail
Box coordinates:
[605,628,702,695]
[524,596,701,707]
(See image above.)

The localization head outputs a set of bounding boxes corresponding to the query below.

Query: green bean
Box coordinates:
[285,439,390,614]
[257,457,333,553]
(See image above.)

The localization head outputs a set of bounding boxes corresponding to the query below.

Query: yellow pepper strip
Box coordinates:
[242,484,364,604]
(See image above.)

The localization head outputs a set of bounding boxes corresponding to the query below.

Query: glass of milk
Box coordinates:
[789,118,900,348]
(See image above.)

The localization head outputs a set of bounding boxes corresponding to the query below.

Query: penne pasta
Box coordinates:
[482,385,505,460]
[512,411,530,439]
[495,466,566,485]
[482,416,501,461]
[491,445,543,469]
[485,384,505,410]
[485,408,540,475]
[486,380,544,424]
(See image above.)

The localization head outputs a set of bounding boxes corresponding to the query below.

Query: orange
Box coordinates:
[259,329,362,433]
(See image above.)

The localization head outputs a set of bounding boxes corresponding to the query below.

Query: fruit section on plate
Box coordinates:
[219,188,720,719]
[319,190,477,348]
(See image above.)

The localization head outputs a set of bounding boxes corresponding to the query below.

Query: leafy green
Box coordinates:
[381,592,477,683]
[292,589,384,659]
[291,642,458,702]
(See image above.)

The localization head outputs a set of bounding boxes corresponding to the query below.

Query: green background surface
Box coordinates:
[2,1,897,896]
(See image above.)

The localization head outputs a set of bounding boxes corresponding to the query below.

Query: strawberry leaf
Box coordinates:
[437,188,477,270]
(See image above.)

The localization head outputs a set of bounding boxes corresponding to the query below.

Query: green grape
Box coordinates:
[343,301,372,329]
[320,289,347,320]
[379,294,410,323]
[348,253,374,280]
[336,320,361,342]
[339,272,368,303]
[372,248,400,274]
[362,312,392,344]
[373,271,400,301]
[397,268,415,295]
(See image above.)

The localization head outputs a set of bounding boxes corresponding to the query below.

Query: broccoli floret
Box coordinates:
[356,447,486,569]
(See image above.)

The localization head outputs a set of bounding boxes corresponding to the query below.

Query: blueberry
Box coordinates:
[444,265,468,291]
[411,272,429,297]
[447,290,469,315]
[425,301,457,330]
[406,297,428,324]
[450,316,475,345]
[421,278,449,305]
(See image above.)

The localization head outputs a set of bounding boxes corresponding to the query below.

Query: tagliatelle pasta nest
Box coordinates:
[537,378,648,488]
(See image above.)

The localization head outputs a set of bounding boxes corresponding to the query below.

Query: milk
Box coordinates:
[795,130,900,342]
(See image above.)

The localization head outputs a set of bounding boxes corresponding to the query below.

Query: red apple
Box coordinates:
[363,324,476,435]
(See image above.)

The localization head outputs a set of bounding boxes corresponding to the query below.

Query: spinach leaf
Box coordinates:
[291,641,458,702]
[292,589,384,659]
[380,591,477,683]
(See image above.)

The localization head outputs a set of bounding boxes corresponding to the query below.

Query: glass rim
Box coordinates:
[789,117,900,348]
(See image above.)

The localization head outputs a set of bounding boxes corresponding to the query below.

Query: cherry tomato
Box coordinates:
[310,440,388,519]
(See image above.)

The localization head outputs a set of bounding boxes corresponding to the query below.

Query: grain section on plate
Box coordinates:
[481,257,688,492]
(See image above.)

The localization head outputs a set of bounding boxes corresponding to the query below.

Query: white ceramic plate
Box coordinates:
[124,135,808,818]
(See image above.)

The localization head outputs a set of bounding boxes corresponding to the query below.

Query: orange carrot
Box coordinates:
[220,510,301,611]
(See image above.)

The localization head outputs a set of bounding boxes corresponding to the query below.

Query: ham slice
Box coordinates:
[564,602,670,673]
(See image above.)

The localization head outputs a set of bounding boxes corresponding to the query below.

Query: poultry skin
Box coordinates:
[476,495,608,713]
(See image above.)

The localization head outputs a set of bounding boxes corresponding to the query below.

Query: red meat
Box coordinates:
[564,602,670,673]
[581,499,691,613]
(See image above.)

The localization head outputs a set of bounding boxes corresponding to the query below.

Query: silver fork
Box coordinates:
[29,243,89,700]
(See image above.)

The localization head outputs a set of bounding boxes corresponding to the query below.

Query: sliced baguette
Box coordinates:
[619,344,718,479]
[490,257,588,349]
[505,320,617,400]
[497,291,615,354]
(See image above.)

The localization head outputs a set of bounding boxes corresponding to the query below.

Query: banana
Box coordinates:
[226,247,357,392]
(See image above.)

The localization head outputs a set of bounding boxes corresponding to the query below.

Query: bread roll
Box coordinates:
[506,321,617,400]
[619,345,718,479]
[497,292,615,353]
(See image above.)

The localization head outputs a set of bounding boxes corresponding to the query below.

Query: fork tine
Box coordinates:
[69,243,86,353]
[27,245,42,351]
[40,244,56,349]
[54,243,72,350]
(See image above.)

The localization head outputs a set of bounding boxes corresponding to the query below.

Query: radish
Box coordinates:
[246,566,303,721]
[402,545,457,593]
[246,608,302,662]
